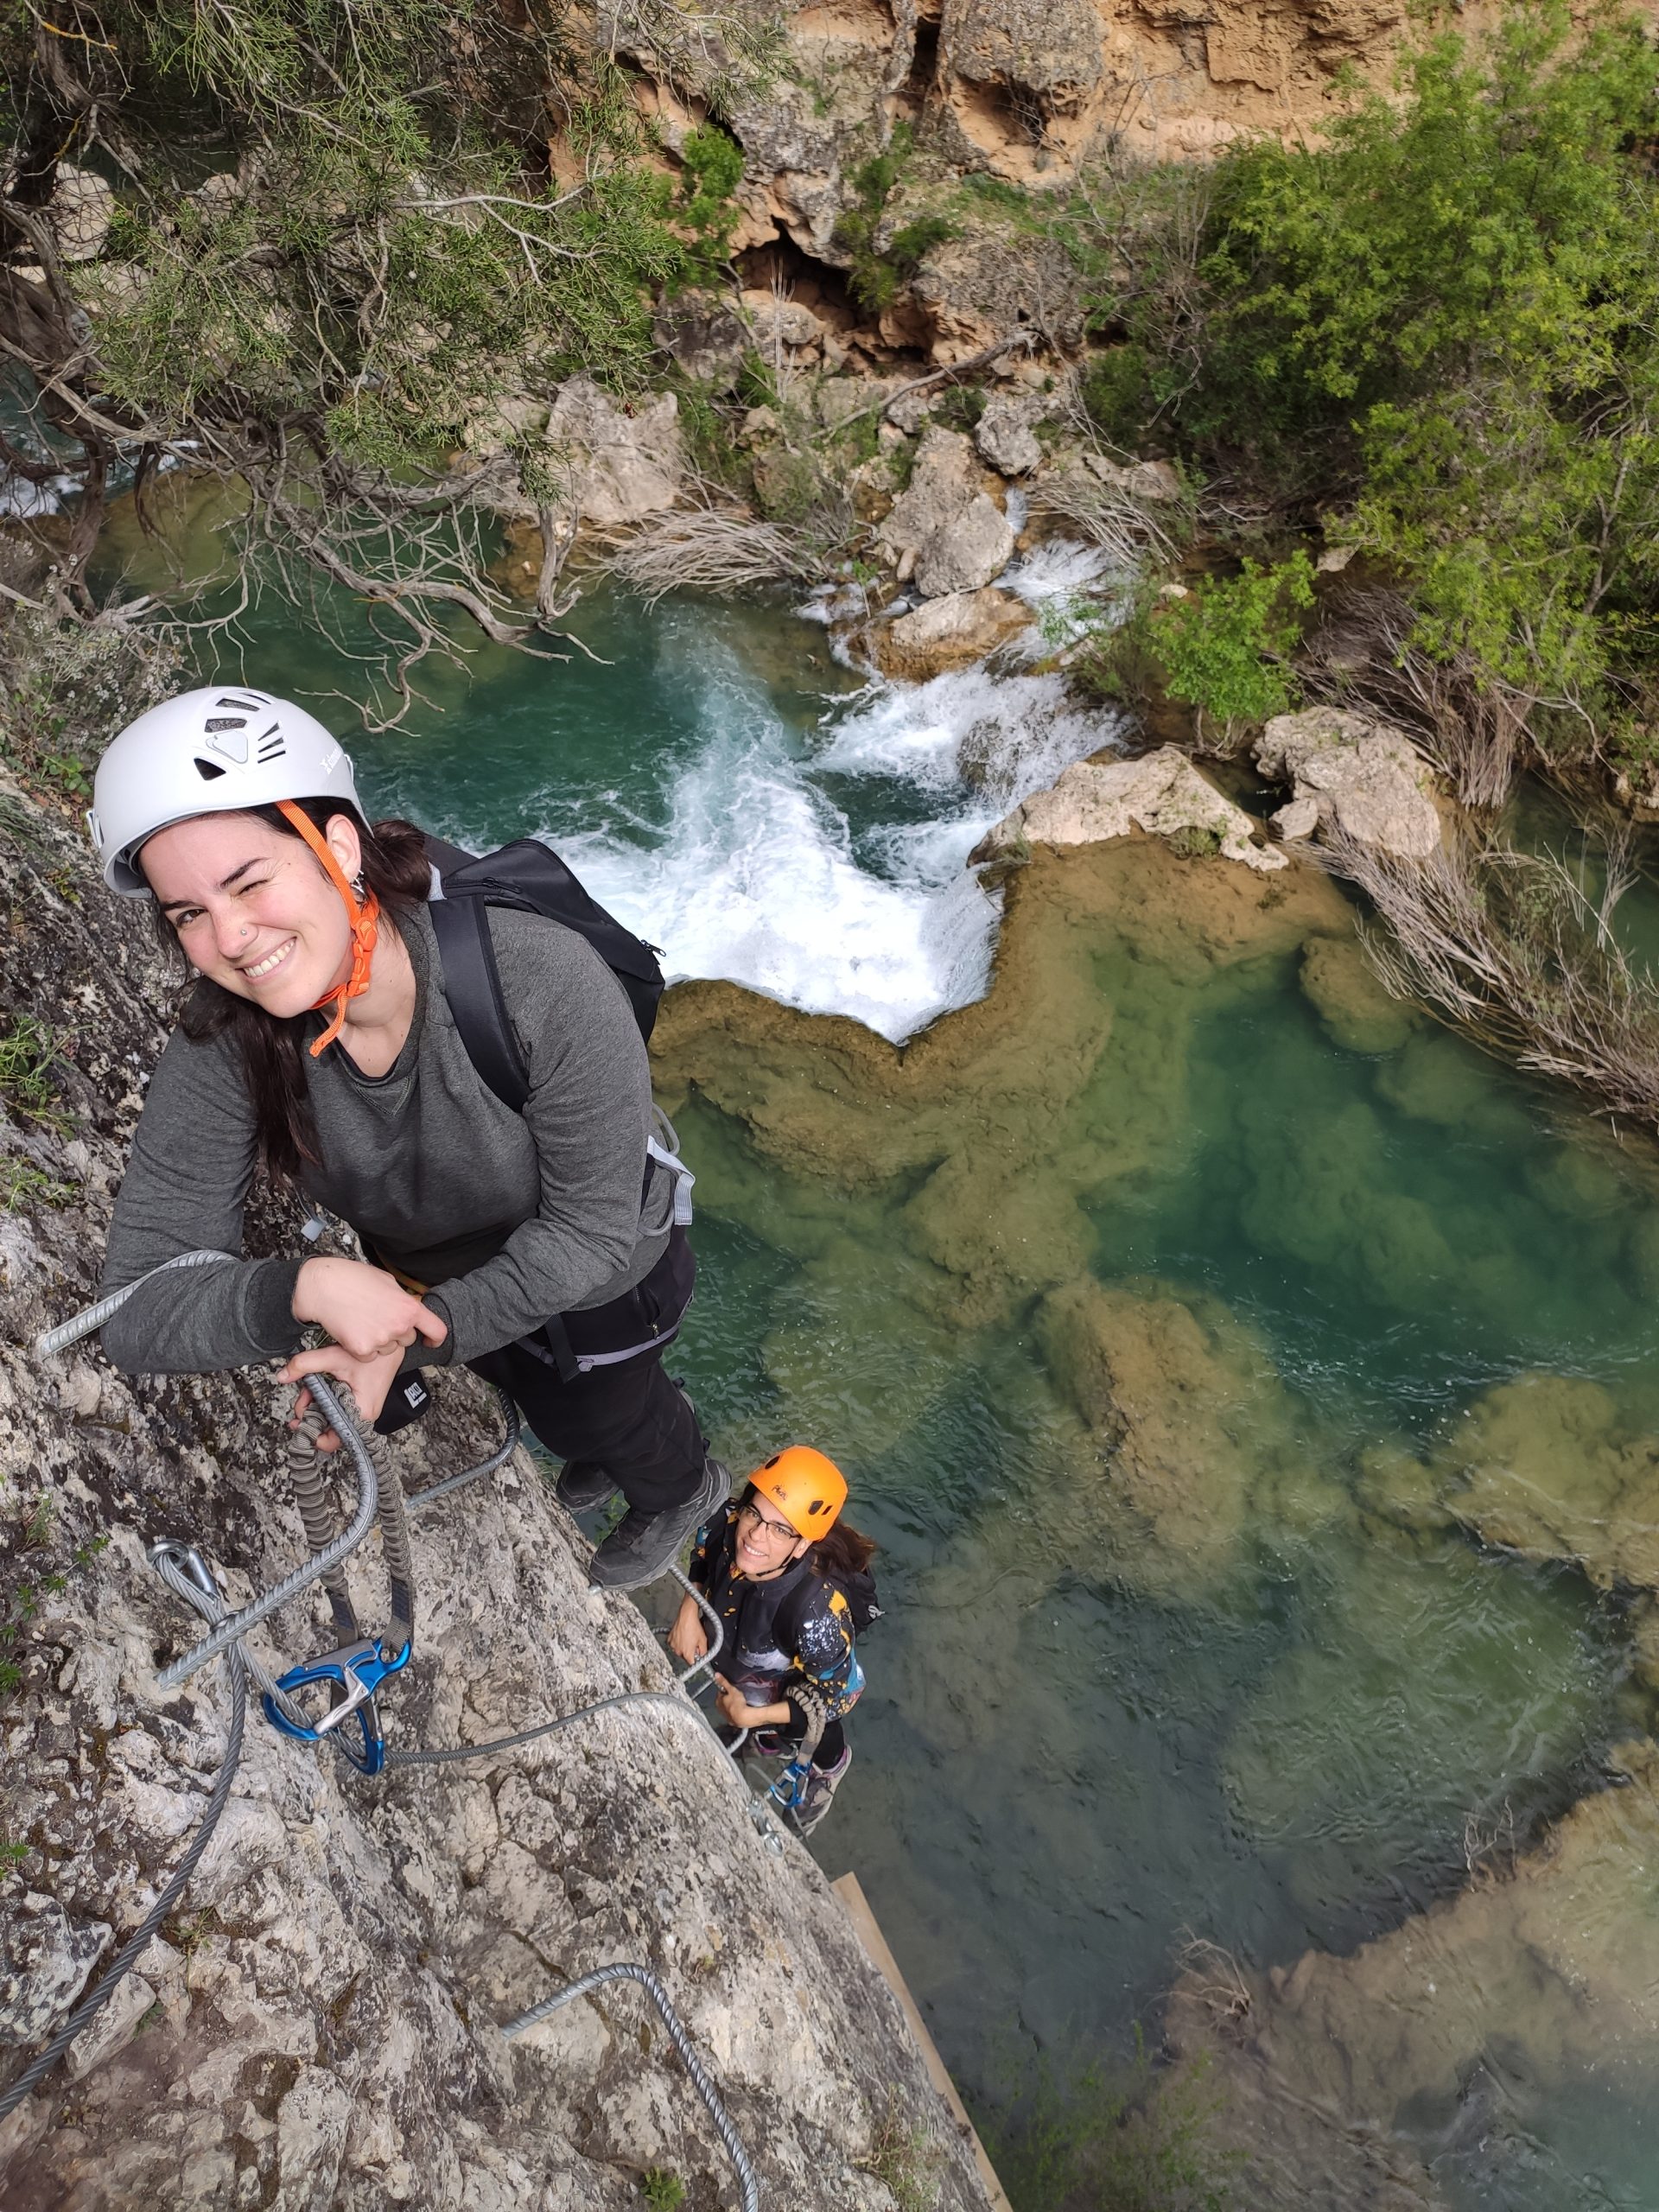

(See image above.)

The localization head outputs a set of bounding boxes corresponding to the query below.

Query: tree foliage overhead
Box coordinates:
[0,0,754,696]
[1072,1,1659,776]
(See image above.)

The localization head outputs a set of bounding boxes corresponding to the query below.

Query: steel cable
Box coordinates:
[502,1961,760,2212]
[0,1556,247,2126]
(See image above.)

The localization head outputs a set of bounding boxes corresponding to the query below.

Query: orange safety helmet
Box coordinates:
[748,1446,848,1539]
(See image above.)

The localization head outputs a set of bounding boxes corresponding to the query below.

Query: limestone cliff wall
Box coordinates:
[0,771,991,2211]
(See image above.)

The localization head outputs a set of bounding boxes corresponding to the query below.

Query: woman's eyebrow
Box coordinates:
[159,856,266,912]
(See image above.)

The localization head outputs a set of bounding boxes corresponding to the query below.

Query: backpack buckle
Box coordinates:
[263,1636,411,1776]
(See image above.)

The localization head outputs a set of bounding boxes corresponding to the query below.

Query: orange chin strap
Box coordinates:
[276,799,382,1059]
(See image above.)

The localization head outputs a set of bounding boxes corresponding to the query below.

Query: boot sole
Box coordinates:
[588,1459,731,1591]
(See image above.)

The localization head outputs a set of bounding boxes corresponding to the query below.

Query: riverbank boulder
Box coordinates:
[1255,708,1444,859]
[871,586,1033,679]
[540,377,685,528]
[874,427,1014,597]
[974,747,1286,872]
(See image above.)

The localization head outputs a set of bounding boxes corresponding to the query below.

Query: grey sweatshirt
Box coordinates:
[98,904,672,1374]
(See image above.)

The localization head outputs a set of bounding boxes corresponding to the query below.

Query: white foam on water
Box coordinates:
[543,625,1128,1042]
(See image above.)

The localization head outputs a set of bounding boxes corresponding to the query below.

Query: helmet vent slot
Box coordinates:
[194,757,227,780]
[204,716,247,734]
[214,695,262,712]
[255,721,285,762]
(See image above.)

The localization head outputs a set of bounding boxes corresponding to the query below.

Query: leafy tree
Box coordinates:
[1069,2,1659,772]
[0,1,758,697]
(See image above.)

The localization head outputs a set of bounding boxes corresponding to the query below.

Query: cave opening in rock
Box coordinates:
[899,16,941,113]
[735,234,856,323]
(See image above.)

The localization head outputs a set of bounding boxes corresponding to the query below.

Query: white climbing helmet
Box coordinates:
[88,685,361,895]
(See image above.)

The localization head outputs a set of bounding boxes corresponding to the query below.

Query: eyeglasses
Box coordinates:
[736,1498,797,1541]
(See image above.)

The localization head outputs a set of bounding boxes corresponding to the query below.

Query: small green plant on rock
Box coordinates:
[835,125,957,313]
[640,2170,685,2211]
[856,2091,944,2212]
[0,1015,71,1135]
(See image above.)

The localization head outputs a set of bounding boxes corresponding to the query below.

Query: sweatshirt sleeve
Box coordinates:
[788,1587,861,1722]
[98,1022,306,1374]
[419,916,658,1365]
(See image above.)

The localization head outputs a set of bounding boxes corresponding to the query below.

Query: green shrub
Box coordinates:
[640,2171,684,2212]
[1086,555,1314,741]
[834,125,958,312]
[1063,1,1659,764]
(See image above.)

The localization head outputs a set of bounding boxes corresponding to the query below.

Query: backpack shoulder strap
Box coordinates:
[426,887,530,1114]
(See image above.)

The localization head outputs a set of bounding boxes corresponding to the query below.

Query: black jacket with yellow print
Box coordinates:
[688,1503,863,1720]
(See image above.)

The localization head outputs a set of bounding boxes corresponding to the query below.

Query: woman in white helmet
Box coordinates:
[89,685,727,1589]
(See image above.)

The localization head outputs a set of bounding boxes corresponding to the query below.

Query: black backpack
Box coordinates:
[423,833,664,1112]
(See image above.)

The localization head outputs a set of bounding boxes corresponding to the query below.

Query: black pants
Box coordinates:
[469,1229,706,1516]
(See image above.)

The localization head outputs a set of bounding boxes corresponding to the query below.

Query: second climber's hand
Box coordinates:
[283,1343,405,1452]
[291,1255,447,1363]
[713,1674,755,1730]
[666,1598,709,1667]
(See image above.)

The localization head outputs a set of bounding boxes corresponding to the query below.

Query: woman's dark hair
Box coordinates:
[808,1517,878,1583]
[156,799,431,1180]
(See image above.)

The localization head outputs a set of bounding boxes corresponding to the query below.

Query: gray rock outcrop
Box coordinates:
[875,428,1014,597]
[1255,708,1443,859]
[974,395,1043,477]
[976,747,1286,871]
[540,378,686,529]
[0,791,991,2210]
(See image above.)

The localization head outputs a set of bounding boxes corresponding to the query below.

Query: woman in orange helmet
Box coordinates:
[669,1446,879,1834]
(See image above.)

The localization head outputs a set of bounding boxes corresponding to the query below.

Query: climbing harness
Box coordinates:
[10,1269,772,2209]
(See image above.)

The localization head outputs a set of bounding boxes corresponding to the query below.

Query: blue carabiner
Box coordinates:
[263,1636,411,1776]
[768,1758,811,1817]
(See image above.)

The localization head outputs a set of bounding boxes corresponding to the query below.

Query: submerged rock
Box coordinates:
[1436,1371,1659,1593]
[1163,1738,1659,2209]
[976,747,1285,872]
[1256,707,1444,860]
[1299,932,1416,1054]
[1037,1278,1344,1594]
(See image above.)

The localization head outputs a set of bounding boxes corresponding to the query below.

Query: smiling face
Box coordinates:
[734,1491,810,1577]
[141,810,361,1017]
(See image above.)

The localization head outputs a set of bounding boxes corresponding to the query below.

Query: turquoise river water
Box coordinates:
[114,529,1659,2209]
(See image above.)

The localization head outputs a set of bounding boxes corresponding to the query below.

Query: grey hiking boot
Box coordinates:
[793,1745,852,1836]
[588,1456,731,1592]
[555,1459,618,1513]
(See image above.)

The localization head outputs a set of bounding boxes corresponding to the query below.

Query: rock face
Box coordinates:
[46,167,115,263]
[973,394,1043,476]
[1255,708,1443,859]
[0,794,992,2209]
[873,585,1032,678]
[540,378,686,528]
[976,747,1286,872]
[875,428,1014,596]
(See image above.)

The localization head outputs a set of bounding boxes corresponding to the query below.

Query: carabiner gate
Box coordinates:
[262,1636,411,1776]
